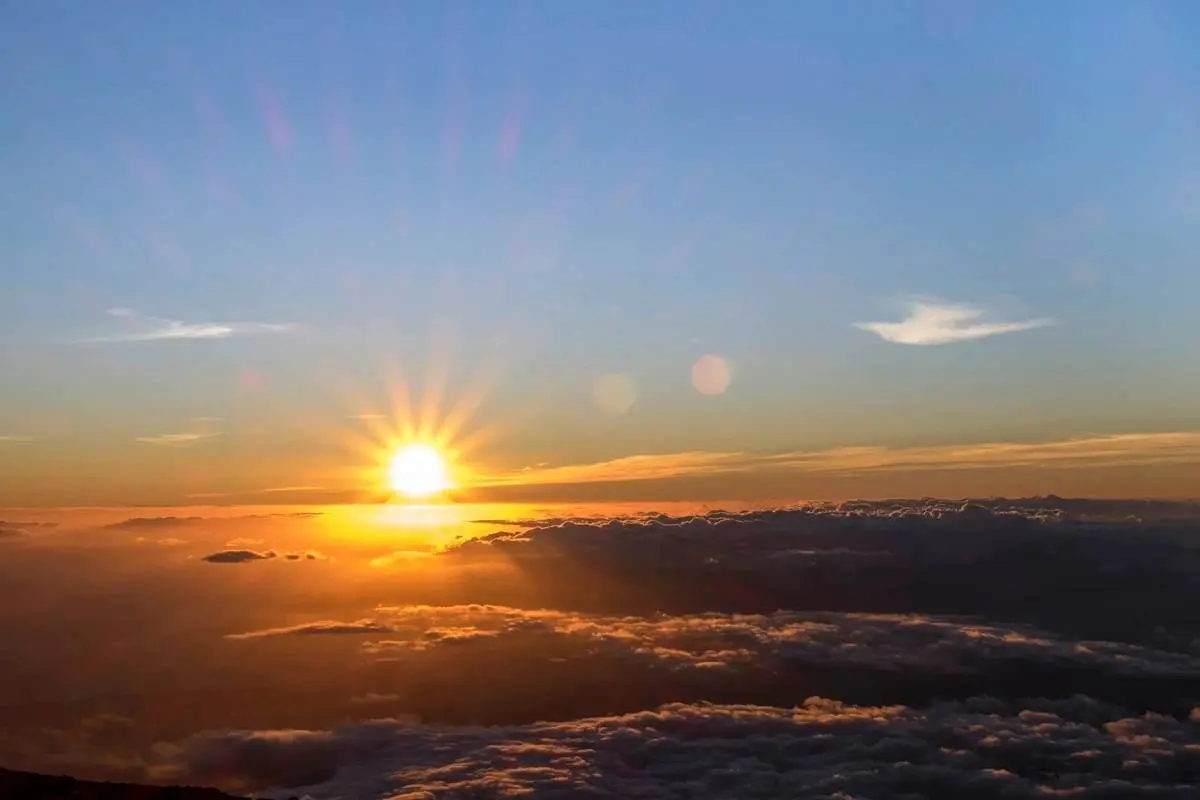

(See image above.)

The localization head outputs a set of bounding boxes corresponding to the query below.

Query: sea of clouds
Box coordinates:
[4,499,1200,797]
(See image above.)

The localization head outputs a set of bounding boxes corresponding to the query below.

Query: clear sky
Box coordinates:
[2,0,1200,505]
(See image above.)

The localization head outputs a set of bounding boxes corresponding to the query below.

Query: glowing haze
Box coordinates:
[2,1,1200,506]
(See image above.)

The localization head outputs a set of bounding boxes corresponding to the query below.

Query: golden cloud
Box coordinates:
[478,432,1200,488]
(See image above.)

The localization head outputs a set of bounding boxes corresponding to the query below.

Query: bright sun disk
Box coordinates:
[387,443,452,498]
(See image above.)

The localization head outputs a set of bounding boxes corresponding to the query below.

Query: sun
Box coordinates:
[387,443,453,499]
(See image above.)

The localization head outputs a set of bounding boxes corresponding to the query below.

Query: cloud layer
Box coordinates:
[6,499,1200,798]
[431,501,1200,650]
[856,301,1051,345]
[156,698,1200,798]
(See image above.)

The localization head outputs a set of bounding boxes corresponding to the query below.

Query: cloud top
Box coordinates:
[156,698,1200,797]
[856,301,1051,345]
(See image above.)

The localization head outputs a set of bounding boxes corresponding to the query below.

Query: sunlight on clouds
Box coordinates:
[855,301,1051,345]
[479,432,1200,488]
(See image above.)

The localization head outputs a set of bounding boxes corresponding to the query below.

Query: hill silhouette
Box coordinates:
[0,768,242,800]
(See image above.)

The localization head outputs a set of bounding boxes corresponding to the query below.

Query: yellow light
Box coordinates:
[387,443,452,499]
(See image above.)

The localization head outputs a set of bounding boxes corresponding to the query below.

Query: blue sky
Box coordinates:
[2,1,1200,504]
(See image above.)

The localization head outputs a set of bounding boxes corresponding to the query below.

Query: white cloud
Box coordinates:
[80,309,296,343]
[134,432,219,446]
[855,301,1051,345]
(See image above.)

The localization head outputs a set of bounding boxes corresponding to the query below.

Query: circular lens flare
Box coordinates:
[387,444,452,498]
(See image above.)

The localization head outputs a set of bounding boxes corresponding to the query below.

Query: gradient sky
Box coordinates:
[3,1,1200,505]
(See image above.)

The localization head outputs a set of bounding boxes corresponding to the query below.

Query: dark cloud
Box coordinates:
[107,512,322,531]
[0,520,57,540]
[226,620,393,640]
[107,516,205,530]
[228,603,1200,724]
[155,698,1200,797]
[439,500,1200,651]
[201,549,327,564]
[283,551,327,561]
[201,549,276,564]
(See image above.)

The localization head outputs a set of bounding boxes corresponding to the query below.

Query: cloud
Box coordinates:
[135,432,219,446]
[0,519,57,541]
[0,520,58,546]
[8,499,1200,796]
[80,309,296,343]
[201,549,327,565]
[201,549,277,564]
[481,431,1200,488]
[348,693,400,705]
[105,512,321,531]
[282,551,327,561]
[0,435,33,443]
[106,516,206,530]
[185,486,329,500]
[429,501,1200,653]
[226,620,393,640]
[154,698,1200,797]
[230,602,1200,682]
[855,301,1051,345]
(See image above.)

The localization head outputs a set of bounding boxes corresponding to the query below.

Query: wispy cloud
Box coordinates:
[226,619,392,639]
[479,432,1200,487]
[855,301,1051,345]
[185,484,327,499]
[80,308,296,343]
[135,432,219,446]
[0,435,33,443]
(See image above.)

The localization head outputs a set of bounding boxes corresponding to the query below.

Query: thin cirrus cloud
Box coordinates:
[855,301,1052,345]
[479,432,1200,487]
[78,308,296,343]
[185,485,328,499]
[135,432,219,446]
